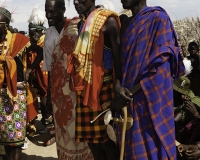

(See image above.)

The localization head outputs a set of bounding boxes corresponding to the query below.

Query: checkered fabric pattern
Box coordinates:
[75,72,115,143]
[118,6,185,160]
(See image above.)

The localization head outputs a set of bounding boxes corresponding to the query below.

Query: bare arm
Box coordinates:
[103,16,121,81]
[120,17,142,96]
[103,17,134,102]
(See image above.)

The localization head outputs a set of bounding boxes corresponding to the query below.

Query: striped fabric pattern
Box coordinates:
[118,7,185,160]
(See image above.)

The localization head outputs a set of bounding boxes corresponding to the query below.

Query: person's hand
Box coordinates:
[178,144,189,153]
[184,100,200,118]
[25,69,32,81]
[115,80,132,102]
[186,149,200,159]
[110,97,129,113]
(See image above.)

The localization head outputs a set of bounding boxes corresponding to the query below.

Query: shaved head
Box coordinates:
[46,0,65,9]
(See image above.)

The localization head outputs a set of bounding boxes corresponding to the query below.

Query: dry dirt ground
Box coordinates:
[22,114,58,160]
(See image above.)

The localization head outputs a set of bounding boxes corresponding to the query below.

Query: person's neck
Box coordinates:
[131,2,147,18]
[83,5,96,19]
[55,17,66,34]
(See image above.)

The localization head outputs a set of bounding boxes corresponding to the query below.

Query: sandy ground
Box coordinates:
[22,114,58,160]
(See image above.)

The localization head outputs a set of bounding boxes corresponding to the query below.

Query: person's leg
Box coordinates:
[4,146,10,160]
[10,147,22,160]
[88,143,106,160]
[43,125,56,146]
[45,81,53,118]
[4,146,22,160]
[1,155,7,160]
[102,139,120,160]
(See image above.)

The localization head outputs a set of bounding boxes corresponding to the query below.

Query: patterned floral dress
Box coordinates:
[0,89,27,146]
[50,18,93,160]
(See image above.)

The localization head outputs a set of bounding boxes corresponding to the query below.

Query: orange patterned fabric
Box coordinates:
[26,83,38,122]
[0,31,30,97]
[73,8,120,111]
[0,55,16,95]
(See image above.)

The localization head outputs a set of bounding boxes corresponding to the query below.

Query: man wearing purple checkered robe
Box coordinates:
[110,0,185,159]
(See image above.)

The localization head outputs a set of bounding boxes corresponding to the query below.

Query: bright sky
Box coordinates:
[2,0,200,31]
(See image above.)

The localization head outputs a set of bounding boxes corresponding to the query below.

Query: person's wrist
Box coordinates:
[194,113,200,118]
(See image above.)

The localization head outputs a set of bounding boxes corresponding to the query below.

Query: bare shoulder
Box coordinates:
[103,16,119,32]
[106,16,118,24]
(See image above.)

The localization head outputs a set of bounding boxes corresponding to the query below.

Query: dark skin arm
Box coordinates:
[25,43,43,81]
[185,149,200,159]
[103,17,133,101]
[184,100,200,119]
[178,144,200,159]
[120,17,142,95]
[103,16,121,81]
[109,17,142,112]
[120,17,142,96]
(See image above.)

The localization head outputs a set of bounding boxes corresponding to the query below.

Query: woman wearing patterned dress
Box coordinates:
[0,7,43,160]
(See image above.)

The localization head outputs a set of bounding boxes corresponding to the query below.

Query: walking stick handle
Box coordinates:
[120,106,127,160]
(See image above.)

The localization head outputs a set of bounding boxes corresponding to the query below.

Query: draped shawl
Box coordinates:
[73,8,120,111]
[120,6,185,159]
[0,31,30,97]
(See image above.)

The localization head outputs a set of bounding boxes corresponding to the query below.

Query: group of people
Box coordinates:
[173,42,200,160]
[0,0,200,159]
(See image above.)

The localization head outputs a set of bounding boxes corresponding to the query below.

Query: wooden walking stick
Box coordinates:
[90,103,132,160]
[120,106,127,160]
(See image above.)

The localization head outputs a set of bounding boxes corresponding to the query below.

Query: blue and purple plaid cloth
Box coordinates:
[118,6,185,160]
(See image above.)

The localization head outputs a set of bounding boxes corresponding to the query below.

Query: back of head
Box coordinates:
[13,28,18,33]
[18,31,25,35]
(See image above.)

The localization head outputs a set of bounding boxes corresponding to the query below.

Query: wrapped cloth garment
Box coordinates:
[119,6,185,160]
[45,18,93,160]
